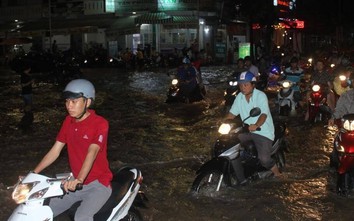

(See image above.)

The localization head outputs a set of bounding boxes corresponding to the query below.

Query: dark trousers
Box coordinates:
[231,133,275,182]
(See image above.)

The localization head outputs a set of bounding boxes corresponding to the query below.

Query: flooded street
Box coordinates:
[1,65,354,220]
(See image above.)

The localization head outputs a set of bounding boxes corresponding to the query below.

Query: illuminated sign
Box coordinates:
[106,0,115,12]
[158,0,214,11]
[116,0,157,13]
[252,19,304,29]
[279,18,304,29]
[273,0,296,10]
[114,0,213,12]
[239,43,250,58]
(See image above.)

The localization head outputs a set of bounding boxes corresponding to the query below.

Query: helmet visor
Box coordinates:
[62,91,84,100]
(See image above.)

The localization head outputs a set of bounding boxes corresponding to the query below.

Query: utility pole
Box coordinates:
[49,0,52,52]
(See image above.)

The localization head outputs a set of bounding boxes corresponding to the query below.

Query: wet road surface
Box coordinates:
[1,66,354,220]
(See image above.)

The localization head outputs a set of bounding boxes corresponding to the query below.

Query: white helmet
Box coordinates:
[63,79,95,100]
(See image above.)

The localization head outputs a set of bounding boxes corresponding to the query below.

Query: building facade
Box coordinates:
[0,0,235,62]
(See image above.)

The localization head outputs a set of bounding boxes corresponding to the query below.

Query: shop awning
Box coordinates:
[135,12,173,24]
[0,37,33,45]
[106,16,140,37]
[163,16,198,29]
[12,16,115,36]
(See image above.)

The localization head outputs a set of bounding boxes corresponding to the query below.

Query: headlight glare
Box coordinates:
[218,123,231,135]
[12,182,35,204]
[282,81,291,88]
[343,119,354,131]
[312,84,320,92]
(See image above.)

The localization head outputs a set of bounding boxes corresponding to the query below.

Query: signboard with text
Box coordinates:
[239,43,250,59]
[215,43,226,60]
[114,0,214,12]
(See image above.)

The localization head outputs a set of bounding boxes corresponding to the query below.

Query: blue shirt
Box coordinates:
[229,88,274,141]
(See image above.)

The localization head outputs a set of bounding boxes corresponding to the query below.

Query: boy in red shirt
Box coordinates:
[33,79,113,221]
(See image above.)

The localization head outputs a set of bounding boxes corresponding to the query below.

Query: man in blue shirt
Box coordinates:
[224,71,282,185]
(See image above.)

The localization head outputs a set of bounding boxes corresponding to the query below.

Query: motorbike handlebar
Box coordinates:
[60,182,83,192]
[76,183,83,190]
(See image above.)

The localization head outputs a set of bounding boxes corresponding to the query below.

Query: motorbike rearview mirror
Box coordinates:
[250,107,261,117]
[243,107,261,122]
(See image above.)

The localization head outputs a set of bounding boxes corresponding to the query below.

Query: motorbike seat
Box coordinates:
[90,169,136,220]
[112,169,136,203]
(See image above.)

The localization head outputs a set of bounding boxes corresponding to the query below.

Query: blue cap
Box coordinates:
[238,71,256,83]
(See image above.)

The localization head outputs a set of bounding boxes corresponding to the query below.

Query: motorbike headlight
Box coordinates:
[12,182,36,204]
[339,75,346,81]
[312,84,320,92]
[282,81,291,88]
[229,81,238,86]
[172,79,178,85]
[218,123,231,135]
[343,119,354,131]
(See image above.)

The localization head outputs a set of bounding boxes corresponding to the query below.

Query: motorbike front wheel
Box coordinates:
[191,170,226,197]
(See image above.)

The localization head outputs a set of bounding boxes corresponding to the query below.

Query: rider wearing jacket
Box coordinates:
[224,71,283,185]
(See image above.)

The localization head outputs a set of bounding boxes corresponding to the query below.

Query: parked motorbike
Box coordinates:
[52,59,83,85]
[191,108,288,196]
[329,114,354,197]
[7,166,147,221]
[307,84,331,123]
[107,56,125,68]
[9,51,56,74]
[165,78,205,103]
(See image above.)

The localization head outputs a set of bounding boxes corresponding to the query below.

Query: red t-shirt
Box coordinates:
[56,109,113,187]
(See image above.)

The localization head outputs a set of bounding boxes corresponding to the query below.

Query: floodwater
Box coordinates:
[1,65,354,221]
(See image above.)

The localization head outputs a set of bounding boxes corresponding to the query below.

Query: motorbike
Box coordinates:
[7,166,148,221]
[191,108,288,196]
[256,71,269,91]
[329,114,354,197]
[165,78,205,103]
[52,59,83,85]
[307,84,331,124]
[223,77,239,113]
[277,80,299,116]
